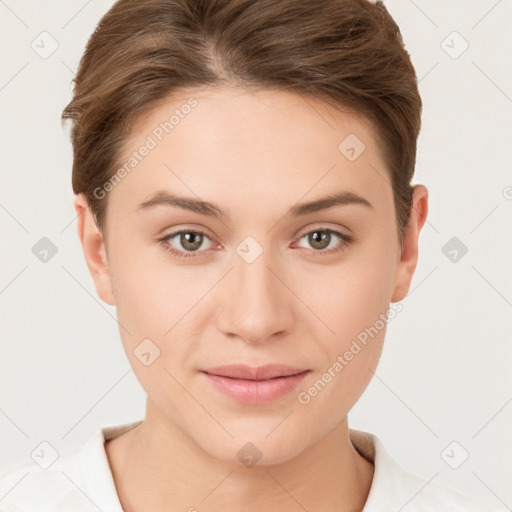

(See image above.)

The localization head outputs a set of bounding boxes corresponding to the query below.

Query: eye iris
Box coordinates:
[309,230,330,250]
[180,232,203,251]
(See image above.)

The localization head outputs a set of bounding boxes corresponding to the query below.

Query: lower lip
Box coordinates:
[201,371,310,404]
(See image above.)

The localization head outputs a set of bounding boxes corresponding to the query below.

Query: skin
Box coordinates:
[74,85,428,512]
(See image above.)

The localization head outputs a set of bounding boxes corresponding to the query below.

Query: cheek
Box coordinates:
[109,235,200,330]
[320,277,389,390]
[307,236,397,389]
[316,249,396,345]
[108,243,215,368]
[298,274,391,421]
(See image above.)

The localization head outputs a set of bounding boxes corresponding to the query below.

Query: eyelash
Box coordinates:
[158,227,353,260]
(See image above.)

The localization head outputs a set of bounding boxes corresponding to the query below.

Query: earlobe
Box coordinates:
[391,185,429,303]
[74,194,116,306]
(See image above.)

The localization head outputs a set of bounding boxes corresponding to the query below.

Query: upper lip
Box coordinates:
[202,364,310,381]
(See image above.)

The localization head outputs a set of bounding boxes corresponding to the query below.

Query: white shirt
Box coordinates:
[0,420,502,511]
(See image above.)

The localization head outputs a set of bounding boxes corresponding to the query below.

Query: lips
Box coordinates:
[200,364,311,404]
[201,364,309,380]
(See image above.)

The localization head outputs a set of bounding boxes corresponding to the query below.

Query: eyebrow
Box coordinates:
[136,190,373,220]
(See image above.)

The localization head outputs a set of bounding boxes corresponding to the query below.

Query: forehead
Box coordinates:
[109,85,391,217]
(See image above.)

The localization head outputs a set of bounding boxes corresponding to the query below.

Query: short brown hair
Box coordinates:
[62,0,422,248]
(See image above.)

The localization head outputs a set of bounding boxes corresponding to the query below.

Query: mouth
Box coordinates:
[200,365,311,404]
[202,364,310,380]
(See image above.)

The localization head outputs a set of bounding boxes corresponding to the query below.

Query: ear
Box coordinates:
[74,194,116,306]
[391,185,428,302]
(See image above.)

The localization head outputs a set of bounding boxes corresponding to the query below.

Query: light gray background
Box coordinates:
[1,0,511,509]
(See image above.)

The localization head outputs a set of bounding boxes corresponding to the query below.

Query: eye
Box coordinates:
[294,227,353,256]
[158,226,353,260]
[158,229,216,259]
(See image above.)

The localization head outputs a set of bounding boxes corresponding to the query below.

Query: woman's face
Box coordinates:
[83,85,423,464]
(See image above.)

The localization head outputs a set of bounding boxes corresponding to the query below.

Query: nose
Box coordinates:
[216,249,296,345]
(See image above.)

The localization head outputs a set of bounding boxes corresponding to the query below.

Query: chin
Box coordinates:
[196,424,310,468]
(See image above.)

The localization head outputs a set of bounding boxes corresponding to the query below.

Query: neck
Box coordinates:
[105,400,374,512]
